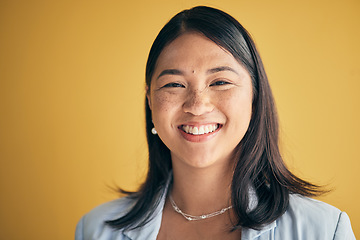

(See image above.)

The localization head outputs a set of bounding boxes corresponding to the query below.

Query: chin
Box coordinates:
[187,160,218,169]
[177,152,229,170]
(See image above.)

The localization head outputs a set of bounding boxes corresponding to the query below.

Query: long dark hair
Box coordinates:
[107,5,324,231]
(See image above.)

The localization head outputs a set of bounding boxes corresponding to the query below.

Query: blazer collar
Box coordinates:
[123,173,277,240]
[123,176,170,240]
[241,221,277,240]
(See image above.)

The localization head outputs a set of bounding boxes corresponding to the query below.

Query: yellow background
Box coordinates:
[0,0,359,239]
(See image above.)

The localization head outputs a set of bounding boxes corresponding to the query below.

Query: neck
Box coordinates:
[170,156,234,216]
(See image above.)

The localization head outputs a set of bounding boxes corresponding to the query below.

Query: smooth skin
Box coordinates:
[147,32,253,239]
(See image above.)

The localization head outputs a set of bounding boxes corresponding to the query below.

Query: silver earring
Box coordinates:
[151,128,157,135]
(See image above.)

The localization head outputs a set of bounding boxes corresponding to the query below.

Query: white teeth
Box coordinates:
[184,125,190,133]
[182,124,219,135]
[189,126,193,133]
[192,126,199,135]
[208,125,214,132]
[198,126,205,134]
[204,125,210,134]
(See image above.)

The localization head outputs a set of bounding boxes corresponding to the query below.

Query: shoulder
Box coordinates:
[274,194,355,239]
[84,196,136,223]
[287,194,340,220]
[75,196,136,240]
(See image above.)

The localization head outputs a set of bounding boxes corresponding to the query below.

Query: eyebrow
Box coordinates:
[207,66,239,75]
[156,66,239,79]
[157,69,184,79]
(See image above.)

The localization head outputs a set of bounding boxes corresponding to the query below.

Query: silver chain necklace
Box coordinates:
[169,195,233,221]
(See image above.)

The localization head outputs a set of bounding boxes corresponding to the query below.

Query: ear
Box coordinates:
[146,85,152,110]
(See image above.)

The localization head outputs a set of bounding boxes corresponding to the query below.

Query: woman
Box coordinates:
[75,6,355,239]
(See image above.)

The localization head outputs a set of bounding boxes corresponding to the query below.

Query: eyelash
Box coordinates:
[162,80,231,89]
[210,80,231,86]
[163,82,185,88]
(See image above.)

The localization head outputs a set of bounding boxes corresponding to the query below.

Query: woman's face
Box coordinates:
[147,32,253,170]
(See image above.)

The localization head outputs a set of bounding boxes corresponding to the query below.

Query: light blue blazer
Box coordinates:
[76,184,356,240]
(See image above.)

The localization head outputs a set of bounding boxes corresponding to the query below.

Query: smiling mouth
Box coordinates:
[179,124,222,135]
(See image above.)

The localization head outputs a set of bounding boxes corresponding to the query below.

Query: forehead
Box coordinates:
[155,32,239,70]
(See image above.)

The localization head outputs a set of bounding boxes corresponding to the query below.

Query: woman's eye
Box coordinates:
[163,82,185,88]
[210,81,231,86]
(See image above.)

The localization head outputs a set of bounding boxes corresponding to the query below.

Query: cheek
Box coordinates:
[150,93,181,120]
[216,91,252,122]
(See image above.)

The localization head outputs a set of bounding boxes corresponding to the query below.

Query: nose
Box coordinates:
[182,88,214,116]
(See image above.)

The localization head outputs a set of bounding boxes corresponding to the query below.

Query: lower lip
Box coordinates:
[178,125,222,143]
